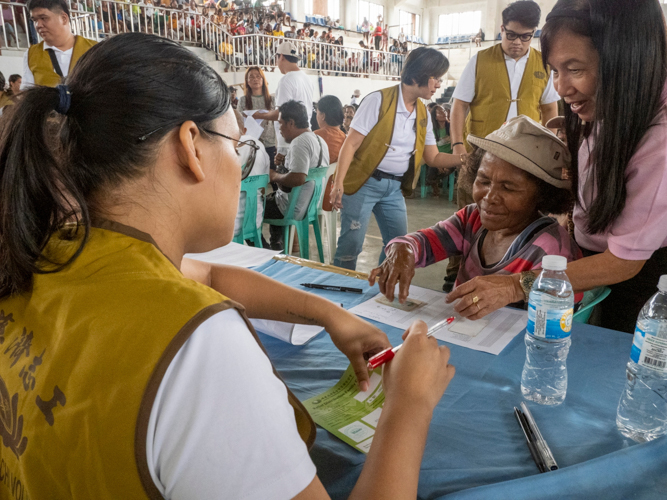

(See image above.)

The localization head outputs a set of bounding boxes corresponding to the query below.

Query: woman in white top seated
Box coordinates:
[0,33,455,499]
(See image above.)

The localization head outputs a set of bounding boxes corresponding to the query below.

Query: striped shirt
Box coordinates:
[388,205,582,287]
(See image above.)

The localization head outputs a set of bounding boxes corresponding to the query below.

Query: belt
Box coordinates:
[371,170,403,182]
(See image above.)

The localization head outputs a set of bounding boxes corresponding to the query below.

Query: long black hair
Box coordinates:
[0,33,230,298]
[541,0,667,234]
[430,105,449,141]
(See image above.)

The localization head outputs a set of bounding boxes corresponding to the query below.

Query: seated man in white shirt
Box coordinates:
[233,110,270,244]
[264,100,329,251]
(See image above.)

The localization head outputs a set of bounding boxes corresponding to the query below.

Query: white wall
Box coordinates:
[0,51,26,79]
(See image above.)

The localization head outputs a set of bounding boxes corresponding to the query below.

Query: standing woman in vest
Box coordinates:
[446,0,559,292]
[21,0,96,89]
[0,33,455,498]
[447,0,667,334]
[329,47,464,271]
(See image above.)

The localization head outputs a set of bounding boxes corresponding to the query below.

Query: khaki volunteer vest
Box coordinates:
[0,221,314,500]
[463,44,549,150]
[27,36,96,87]
[343,85,428,196]
[0,93,13,110]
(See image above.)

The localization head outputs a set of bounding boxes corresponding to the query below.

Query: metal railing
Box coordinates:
[219,33,406,78]
[0,1,405,79]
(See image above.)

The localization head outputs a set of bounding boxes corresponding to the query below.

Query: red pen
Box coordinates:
[366,316,456,370]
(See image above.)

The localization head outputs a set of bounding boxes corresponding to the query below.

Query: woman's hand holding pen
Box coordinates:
[383,321,455,414]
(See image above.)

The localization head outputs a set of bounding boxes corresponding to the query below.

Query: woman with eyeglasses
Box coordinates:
[237,66,277,169]
[329,47,464,271]
[0,33,455,498]
[447,0,667,334]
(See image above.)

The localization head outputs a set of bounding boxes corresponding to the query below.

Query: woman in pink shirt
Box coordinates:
[447,0,667,333]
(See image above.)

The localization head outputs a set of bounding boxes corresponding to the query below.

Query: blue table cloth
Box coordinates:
[254,259,667,499]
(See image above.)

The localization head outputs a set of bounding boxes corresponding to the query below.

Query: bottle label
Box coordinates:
[527,293,573,340]
[631,323,667,372]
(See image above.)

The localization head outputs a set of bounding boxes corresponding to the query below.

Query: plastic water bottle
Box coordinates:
[521,255,574,405]
[616,275,667,442]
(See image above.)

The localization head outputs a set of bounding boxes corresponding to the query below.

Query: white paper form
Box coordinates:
[185,242,281,268]
[348,285,527,355]
[249,318,324,345]
[242,110,266,140]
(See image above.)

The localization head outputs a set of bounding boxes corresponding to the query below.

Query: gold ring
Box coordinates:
[472,295,479,304]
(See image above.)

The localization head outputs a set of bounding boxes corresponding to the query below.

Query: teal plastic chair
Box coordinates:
[263,167,329,262]
[233,174,269,247]
[573,286,611,324]
[420,166,456,202]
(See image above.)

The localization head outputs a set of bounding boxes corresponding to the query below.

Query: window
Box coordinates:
[399,10,420,36]
[438,11,482,37]
[328,0,339,21]
[358,1,384,28]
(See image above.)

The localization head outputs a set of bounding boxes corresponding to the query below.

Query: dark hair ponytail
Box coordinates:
[541,0,667,234]
[0,86,85,297]
[0,33,231,298]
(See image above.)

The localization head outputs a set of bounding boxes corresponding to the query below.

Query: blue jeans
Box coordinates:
[333,177,408,270]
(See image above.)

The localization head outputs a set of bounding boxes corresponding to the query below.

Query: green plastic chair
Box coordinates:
[263,167,329,262]
[233,174,269,248]
[573,286,612,324]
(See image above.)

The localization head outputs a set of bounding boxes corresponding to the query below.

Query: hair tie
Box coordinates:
[55,84,71,115]
[545,9,590,23]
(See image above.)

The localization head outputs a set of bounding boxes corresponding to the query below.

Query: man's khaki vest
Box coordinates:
[463,44,549,150]
[343,85,428,197]
[0,221,315,499]
[27,36,96,87]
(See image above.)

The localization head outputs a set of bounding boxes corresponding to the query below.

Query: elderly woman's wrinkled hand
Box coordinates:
[368,243,415,304]
[445,274,524,320]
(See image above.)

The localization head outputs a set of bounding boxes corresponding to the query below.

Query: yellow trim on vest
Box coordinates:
[0,222,314,499]
[463,45,549,150]
[343,84,427,196]
[27,36,96,87]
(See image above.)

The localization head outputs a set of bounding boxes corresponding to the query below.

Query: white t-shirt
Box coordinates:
[21,42,74,89]
[274,70,314,154]
[452,49,560,121]
[234,135,270,236]
[350,85,437,176]
[275,131,329,219]
[146,308,316,499]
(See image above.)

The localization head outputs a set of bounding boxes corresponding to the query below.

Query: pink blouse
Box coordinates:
[574,85,667,260]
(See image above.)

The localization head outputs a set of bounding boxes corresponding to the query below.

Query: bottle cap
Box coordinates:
[542,255,567,271]
[658,275,667,292]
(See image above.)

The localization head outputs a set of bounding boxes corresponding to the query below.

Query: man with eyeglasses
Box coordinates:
[445,0,559,293]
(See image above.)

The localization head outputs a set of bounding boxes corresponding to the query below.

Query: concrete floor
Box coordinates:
[268,193,459,292]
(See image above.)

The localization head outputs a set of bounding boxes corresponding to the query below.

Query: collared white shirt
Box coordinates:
[21,41,74,90]
[350,85,436,175]
[453,49,560,121]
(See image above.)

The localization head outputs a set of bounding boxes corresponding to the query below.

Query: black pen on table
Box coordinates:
[514,407,547,473]
[301,283,363,294]
[520,402,559,471]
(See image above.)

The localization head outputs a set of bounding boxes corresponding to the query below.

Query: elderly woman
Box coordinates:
[370,116,581,305]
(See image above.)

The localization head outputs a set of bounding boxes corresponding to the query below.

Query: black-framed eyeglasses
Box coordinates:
[138,126,260,180]
[202,128,260,180]
[502,27,535,42]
